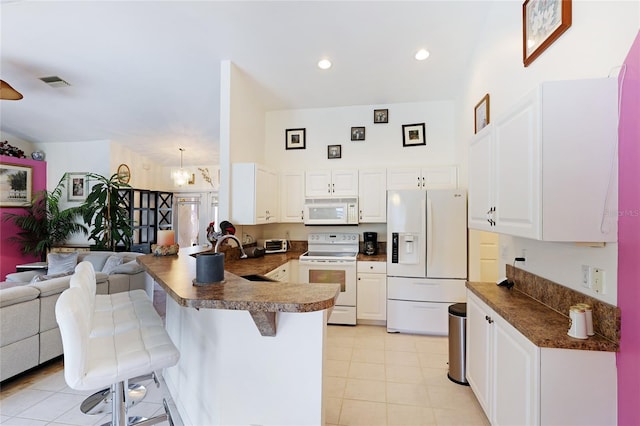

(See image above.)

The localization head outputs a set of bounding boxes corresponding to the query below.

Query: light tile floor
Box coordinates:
[0,363,179,426]
[324,325,489,426]
[0,324,489,426]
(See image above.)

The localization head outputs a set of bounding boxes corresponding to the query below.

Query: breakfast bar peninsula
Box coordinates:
[137,245,339,426]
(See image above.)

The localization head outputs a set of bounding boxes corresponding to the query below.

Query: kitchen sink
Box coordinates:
[241,274,277,282]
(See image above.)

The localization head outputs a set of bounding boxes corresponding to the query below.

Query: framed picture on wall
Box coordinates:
[402,123,426,147]
[474,94,490,134]
[0,163,32,207]
[373,109,388,123]
[327,145,342,159]
[351,127,365,141]
[285,128,306,150]
[67,172,88,202]
[523,0,572,67]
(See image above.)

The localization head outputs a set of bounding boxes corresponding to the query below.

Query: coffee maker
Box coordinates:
[363,232,377,255]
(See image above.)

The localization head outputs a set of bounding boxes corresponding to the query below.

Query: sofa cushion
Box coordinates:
[109,261,144,275]
[5,270,45,283]
[47,252,78,275]
[31,275,72,298]
[81,253,112,273]
[102,255,123,274]
[0,285,40,307]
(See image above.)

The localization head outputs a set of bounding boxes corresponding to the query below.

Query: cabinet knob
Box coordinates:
[328,183,331,193]
[485,315,494,324]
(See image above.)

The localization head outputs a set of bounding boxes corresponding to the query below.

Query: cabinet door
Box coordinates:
[358,168,386,223]
[280,171,305,223]
[468,125,494,232]
[256,166,278,223]
[357,273,387,321]
[387,167,422,190]
[492,315,540,426]
[266,261,290,282]
[305,170,332,196]
[422,166,457,189]
[466,292,493,418]
[331,169,358,197]
[493,89,541,239]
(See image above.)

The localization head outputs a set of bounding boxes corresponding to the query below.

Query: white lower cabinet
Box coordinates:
[356,261,386,323]
[466,291,616,426]
[265,262,290,282]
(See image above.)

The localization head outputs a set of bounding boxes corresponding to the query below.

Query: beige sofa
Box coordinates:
[0,251,148,381]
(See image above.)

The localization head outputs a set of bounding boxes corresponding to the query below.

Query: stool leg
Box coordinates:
[112,382,126,426]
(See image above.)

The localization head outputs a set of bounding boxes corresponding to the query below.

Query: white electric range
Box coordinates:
[299,233,358,325]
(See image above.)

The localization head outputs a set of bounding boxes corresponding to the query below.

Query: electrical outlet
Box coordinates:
[592,268,605,294]
[581,265,591,288]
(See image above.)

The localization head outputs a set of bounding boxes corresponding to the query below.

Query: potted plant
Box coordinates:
[3,174,87,260]
[81,172,133,251]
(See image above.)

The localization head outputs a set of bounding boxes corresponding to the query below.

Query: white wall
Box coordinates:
[110,141,164,190]
[265,101,456,170]
[459,0,639,305]
[219,61,268,221]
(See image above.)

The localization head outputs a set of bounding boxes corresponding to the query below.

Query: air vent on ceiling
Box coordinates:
[39,76,71,88]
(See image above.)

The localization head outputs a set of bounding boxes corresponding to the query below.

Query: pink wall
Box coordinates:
[0,155,47,279]
[617,30,640,426]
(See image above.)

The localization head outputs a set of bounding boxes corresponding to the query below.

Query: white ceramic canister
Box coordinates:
[568,305,588,339]
[577,303,594,336]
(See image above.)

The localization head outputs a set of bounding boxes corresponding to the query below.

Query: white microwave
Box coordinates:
[303,198,359,225]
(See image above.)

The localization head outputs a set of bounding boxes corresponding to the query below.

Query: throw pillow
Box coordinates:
[30,271,74,283]
[102,255,124,274]
[47,252,79,275]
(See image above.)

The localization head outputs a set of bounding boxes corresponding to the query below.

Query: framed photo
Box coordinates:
[373,109,388,123]
[285,128,306,150]
[327,144,342,159]
[523,0,572,67]
[0,163,32,207]
[402,123,426,147]
[68,172,88,202]
[474,94,490,134]
[351,126,365,141]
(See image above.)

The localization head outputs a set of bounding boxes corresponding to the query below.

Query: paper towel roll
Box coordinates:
[195,252,225,284]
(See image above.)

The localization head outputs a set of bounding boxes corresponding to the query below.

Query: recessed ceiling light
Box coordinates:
[415,49,430,61]
[318,59,332,70]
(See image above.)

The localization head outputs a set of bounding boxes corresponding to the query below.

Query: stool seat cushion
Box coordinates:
[56,262,179,393]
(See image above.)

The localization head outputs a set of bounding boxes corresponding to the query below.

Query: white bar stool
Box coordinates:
[57,264,180,426]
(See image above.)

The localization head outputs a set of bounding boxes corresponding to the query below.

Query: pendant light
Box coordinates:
[0,80,23,100]
[172,148,190,186]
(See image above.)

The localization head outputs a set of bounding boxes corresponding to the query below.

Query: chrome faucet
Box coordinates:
[214,234,248,259]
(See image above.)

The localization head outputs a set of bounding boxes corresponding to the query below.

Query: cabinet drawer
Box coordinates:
[357,261,386,274]
[387,277,466,302]
[387,300,449,335]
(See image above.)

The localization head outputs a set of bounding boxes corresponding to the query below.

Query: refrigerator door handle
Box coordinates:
[427,196,433,268]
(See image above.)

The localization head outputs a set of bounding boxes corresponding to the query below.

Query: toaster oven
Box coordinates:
[258,239,288,253]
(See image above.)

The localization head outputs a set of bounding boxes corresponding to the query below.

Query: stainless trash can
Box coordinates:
[447,302,469,385]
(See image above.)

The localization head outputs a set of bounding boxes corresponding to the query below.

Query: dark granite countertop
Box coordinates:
[467,282,618,352]
[137,246,340,336]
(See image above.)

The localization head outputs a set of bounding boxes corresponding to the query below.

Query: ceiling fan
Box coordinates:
[0,80,23,100]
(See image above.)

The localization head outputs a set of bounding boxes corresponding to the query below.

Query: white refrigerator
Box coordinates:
[386,189,467,335]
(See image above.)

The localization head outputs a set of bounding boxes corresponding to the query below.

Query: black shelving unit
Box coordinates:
[119,189,174,250]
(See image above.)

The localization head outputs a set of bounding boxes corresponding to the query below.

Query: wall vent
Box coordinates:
[39,76,71,88]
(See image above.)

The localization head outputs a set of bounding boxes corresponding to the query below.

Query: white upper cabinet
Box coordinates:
[231,163,279,225]
[305,169,358,197]
[358,168,386,223]
[468,125,494,232]
[468,78,618,242]
[387,166,457,190]
[280,170,305,223]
